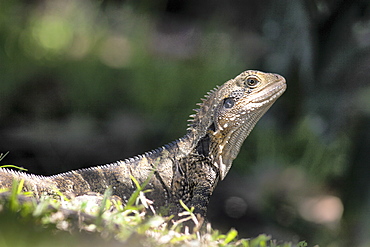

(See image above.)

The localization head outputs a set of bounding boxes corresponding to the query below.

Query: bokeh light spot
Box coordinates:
[298,195,344,226]
[32,15,73,52]
[224,196,248,218]
[99,36,131,68]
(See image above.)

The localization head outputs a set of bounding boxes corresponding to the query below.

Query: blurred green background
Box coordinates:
[0,0,369,246]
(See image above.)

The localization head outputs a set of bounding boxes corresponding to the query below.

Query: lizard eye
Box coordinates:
[245,77,260,88]
[223,97,235,109]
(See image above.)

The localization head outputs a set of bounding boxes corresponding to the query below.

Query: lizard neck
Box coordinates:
[177,86,221,159]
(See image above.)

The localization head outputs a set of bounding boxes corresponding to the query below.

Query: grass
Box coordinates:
[0,160,310,247]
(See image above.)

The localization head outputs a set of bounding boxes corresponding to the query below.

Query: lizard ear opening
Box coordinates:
[223,97,235,109]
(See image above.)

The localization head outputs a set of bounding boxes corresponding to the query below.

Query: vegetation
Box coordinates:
[0,172,309,247]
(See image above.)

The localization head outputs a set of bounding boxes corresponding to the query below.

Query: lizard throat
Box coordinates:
[211,106,271,180]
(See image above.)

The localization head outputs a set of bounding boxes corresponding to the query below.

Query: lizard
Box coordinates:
[0,70,286,223]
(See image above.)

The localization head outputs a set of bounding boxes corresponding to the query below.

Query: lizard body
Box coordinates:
[0,70,286,219]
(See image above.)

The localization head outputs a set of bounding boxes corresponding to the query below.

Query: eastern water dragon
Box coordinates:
[0,70,286,223]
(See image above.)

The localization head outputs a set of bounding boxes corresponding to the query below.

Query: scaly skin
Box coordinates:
[0,70,286,221]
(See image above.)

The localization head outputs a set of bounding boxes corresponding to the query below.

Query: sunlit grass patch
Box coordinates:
[0,179,310,247]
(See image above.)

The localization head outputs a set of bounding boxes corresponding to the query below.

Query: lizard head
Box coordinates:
[188,70,286,180]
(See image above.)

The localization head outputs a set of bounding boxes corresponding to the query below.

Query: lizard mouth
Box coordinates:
[250,76,286,104]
